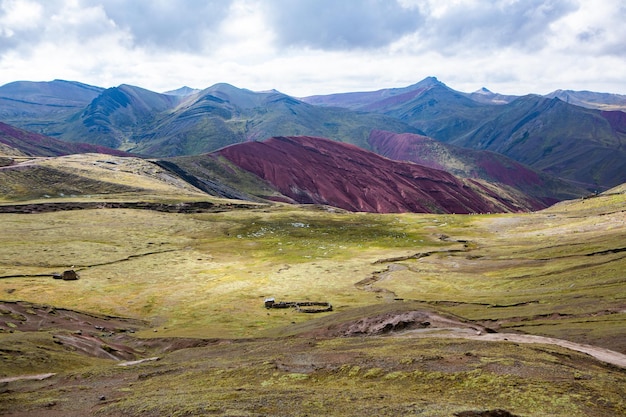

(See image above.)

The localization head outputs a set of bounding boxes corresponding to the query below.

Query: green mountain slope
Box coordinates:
[132,84,422,157]
[0,79,103,136]
[62,84,184,149]
[453,96,626,190]
[303,79,626,191]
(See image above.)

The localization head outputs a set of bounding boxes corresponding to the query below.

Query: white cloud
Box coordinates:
[0,0,624,96]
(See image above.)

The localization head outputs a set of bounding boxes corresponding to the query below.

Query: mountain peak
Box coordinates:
[474,87,493,95]
[164,86,201,96]
[411,76,444,89]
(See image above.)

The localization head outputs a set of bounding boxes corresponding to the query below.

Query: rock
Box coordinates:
[61,270,79,281]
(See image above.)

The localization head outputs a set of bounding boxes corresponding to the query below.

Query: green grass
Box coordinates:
[1,188,625,416]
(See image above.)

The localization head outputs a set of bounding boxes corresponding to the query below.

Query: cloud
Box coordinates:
[98,0,233,52]
[0,0,121,57]
[0,0,44,51]
[558,1,626,58]
[0,0,625,96]
[262,0,424,50]
[410,0,579,55]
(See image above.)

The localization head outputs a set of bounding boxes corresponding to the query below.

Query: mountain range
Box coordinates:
[1,76,624,213]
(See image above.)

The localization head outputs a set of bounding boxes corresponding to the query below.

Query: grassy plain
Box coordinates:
[0,164,624,415]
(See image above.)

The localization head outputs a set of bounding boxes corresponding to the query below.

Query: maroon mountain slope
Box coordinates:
[0,122,131,157]
[217,136,543,214]
[368,130,587,205]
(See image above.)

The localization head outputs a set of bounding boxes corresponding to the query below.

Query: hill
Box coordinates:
[0,124,550,213]
[0,121,131,158]
[216,136,545,213]
[368,129,587,204]
[0,153,210,202]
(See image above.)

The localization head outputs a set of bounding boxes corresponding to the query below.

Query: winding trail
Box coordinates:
[0,373,56,383]
[401,328,626,368]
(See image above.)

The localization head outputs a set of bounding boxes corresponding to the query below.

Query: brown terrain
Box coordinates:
[218,136,541,213]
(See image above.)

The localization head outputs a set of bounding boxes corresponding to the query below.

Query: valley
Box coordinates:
[0,179,624,416]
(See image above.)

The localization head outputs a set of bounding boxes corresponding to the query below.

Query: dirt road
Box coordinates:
[402,327,626,368]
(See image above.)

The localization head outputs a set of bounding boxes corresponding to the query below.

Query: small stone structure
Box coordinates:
[264,299,332,313]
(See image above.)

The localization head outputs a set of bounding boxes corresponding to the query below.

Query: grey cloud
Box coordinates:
[0,0,119,54]
[99,0,233,51]
[262,0,424,50]
[419,0,579,54]
[571,4,626,58]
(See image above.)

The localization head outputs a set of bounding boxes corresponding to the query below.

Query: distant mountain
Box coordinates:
[0,79,104,138]
[448,95,626,190]
[545,89,626,111]
[123,83,421,157]
[1,77,624,193]
[368,130,586,205]
[0,121,130,158]
[2,81,420,157]
[163,86,202,96]
[465,87,519,105]
[302,78,626,191]
[300,77,443,109]
[216,135,545,214]
[62,84,184,149]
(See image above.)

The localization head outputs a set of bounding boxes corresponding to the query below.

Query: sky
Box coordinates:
[0,0,625,97]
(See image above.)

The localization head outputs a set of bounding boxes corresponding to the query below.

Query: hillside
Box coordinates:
[368,129,587,204]
[303,79,626,191]
[217,136,544,213]
[0,153,212,202]
[0,79,103,136]
[0,121,131,158]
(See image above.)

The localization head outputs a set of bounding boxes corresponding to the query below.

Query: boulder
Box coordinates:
[61,270,79,281]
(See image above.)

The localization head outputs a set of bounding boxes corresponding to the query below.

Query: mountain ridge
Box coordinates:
[1,77,624,193]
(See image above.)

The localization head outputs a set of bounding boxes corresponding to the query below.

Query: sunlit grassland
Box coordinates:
[1,192,624,343]
[0,205,449,338]
[1,190,625,416]
[372,195,626,349]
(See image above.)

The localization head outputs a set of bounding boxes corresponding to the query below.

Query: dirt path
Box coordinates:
[401,328,626,368]
[0,373,56,383]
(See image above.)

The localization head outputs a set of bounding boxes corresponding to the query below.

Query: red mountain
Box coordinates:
[0,122,131,157]
[217,136,544,214]
[368,130,586,205]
